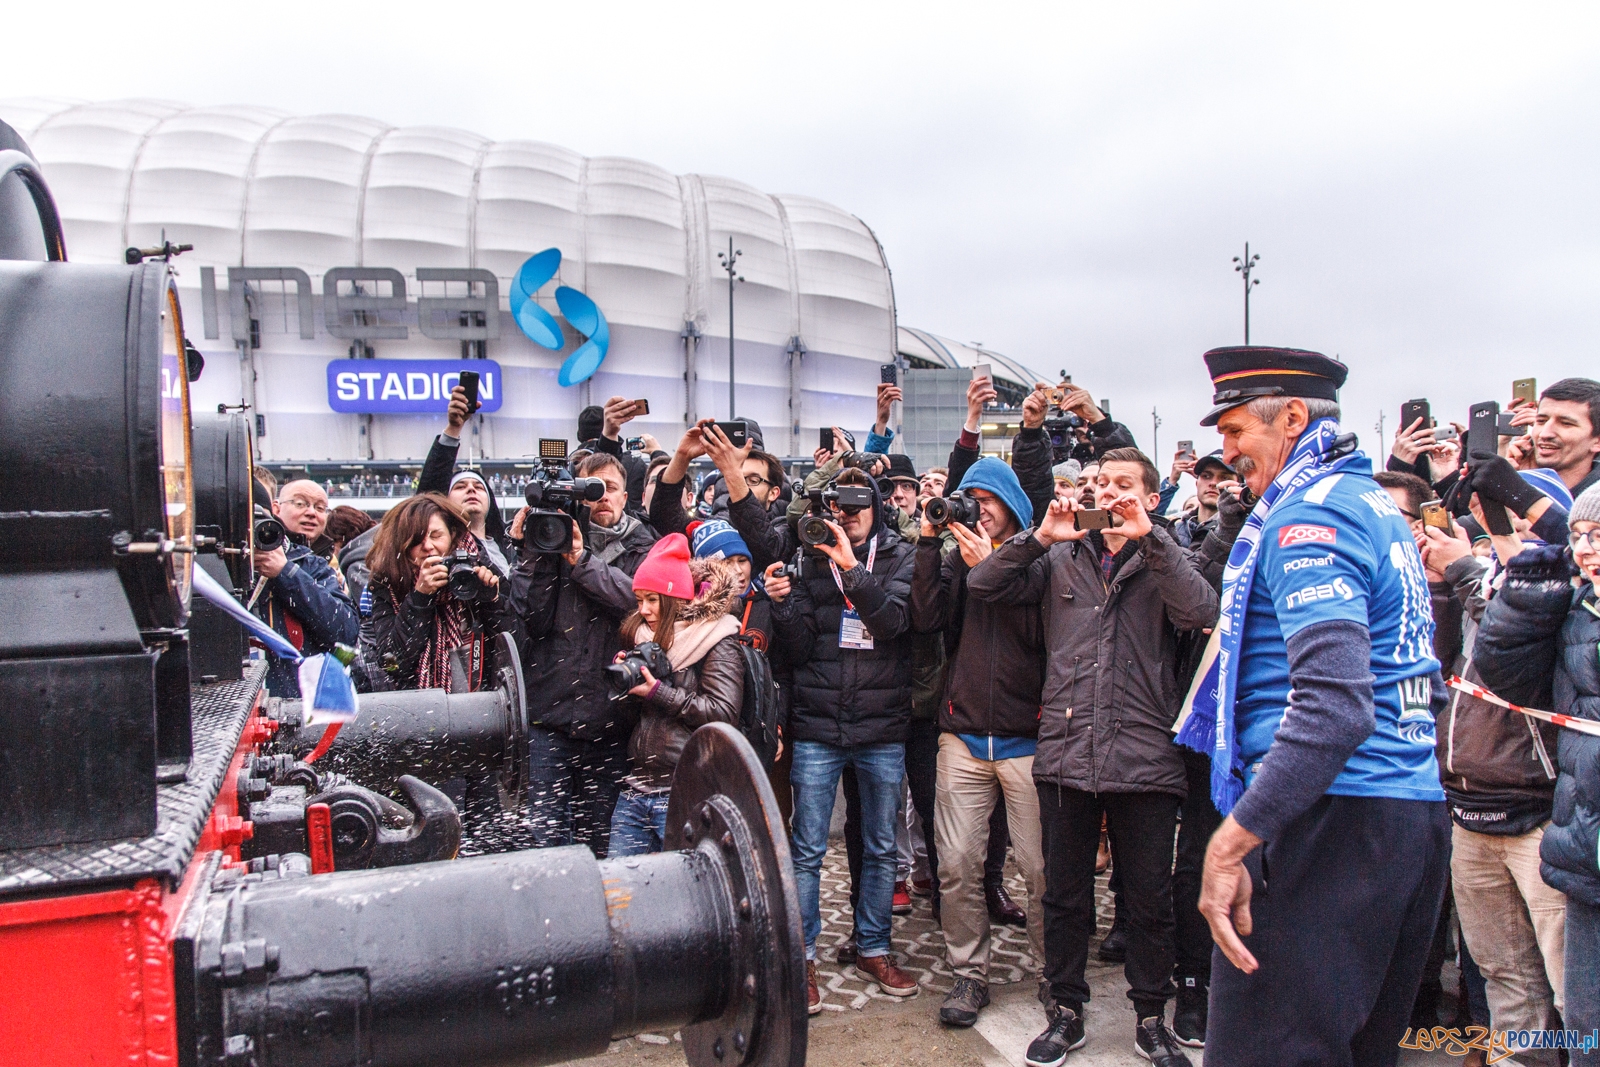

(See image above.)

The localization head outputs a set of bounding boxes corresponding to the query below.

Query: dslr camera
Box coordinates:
[799,483,874,548]
[607,641,674,698]
[522,438,607,555]
[253,504,287,552]
[924,489,979,529]
[440,550,488,602]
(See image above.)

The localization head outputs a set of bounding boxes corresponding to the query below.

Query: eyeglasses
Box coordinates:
[743,474,771,488]
[1571,528,1600,552]
[280,497,329,515]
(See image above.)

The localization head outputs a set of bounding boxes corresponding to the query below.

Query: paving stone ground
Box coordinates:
[567,847,1464,1066]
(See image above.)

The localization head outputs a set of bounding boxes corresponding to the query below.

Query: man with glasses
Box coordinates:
[252,479,359,697]
[650,419,788,568]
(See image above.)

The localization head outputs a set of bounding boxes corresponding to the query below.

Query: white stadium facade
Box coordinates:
[1,98,1042,467]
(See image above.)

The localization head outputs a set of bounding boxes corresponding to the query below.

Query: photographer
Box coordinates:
[768,468,920,1010]
[1472,481,1600,1064]
[252,479,360,697]
[608,535,746,856]
[510,451,659,856]
[968,447,1218,1066]
[360,494,515,692]
[1170,452,1238,548]
[418,385,512,568]
[577,398,662,509]
[912,451,1049,1029]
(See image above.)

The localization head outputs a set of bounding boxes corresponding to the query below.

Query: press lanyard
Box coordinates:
[828,535,877,612]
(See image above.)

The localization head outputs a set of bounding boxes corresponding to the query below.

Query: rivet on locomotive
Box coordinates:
[0,121,807,1067]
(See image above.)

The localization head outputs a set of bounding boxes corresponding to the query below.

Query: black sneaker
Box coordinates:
[1096,912,1128,963]
[939,977,991,1027]
[1134,1016,1192,1066]
[1024,1005,1086,1067]
[1171,979,1203,1049]
[1172,979,1206,1048]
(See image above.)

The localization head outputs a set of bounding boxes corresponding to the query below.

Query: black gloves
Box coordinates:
[1466,455,1546,517]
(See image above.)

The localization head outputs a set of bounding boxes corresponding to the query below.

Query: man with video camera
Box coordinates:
[510,448,659,856]
[969,447,1218,1067]
[251,478,360,697]
[766,466,920,1012]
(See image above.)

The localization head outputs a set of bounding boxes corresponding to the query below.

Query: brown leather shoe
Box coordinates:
[854,953,919,997]
[807,960,822,1015]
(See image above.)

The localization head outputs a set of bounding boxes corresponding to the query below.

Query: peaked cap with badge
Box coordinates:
[1199,346,1349,426]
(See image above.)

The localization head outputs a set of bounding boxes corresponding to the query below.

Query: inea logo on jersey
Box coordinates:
[1284,577,1354,610]
[1278,524,1337,548]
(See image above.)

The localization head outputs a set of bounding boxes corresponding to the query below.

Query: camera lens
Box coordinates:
[446,557,483,602]
[527,512,573,554]
[924,497,952,526]
[254,514,286,551]
[799,514,835,547]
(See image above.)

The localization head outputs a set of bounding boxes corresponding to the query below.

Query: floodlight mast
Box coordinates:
[717,237,743,419]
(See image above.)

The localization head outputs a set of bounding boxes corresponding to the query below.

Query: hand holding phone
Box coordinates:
[458,370,481,416]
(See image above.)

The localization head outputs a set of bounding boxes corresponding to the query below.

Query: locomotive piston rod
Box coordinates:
[178,723,806,1067]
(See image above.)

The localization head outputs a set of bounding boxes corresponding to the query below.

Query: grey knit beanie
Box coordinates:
[1053,460,1083,485]
[1571,481,1600,526]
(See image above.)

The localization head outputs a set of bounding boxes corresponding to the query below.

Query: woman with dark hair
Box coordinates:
[608,533,746,856]
[361,493,516,692]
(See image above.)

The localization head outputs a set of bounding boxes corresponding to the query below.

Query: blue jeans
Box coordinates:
[609,787,672,857]
[1568,897,1600,1067]
[526,726,628,857]
[790,740,905,959]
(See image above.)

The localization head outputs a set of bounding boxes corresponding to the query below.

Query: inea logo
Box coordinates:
[509,249,610,387]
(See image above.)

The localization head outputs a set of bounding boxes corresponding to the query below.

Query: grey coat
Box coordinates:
[966,525,1220,796]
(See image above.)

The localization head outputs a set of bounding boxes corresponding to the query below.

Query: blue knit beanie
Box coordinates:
[1519,467,1574,512]
[690,519,752,561]
[956,457,1034,532]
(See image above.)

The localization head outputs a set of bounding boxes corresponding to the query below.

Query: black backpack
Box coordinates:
[732,636,783,769]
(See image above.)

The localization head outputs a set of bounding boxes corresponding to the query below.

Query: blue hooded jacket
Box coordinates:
[957,457,1034,533]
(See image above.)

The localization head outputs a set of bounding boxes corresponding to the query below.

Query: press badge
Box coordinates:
[839,608,874,650]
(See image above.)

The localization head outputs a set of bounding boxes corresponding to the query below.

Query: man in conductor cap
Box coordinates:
[1174,347,1449,1066]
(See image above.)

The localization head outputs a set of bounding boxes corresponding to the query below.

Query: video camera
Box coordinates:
[253,505,287,552]
[924,489,979,529]
[799,483,874,548]
[607,641,674,698]
[1044,413,1085,465]
[522,438,606,555]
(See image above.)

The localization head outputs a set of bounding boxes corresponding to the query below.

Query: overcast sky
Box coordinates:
[5,2,1597,455]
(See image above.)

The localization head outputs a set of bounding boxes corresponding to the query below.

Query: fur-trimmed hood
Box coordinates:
[679,556,743,624]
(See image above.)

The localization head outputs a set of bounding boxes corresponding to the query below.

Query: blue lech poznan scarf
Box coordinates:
[1175,418,1362,814]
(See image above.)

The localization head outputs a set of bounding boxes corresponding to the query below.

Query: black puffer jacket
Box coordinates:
[510,516,657,741]
[967,525,1219,795]
[624,559,746,787]
[1473,544,1600,907]
[770,481,918,747]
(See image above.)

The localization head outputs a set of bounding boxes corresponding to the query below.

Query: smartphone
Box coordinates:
[1512,378,1538,406]
[1400,399,1430,432]
[1176,439,1195,460]
[972,363,991,381]
[458,370,480,415]
[1420,499,1451,532]
[1074,508,1116,531]
[1467,401,1500,460]
[714,421,748,448]
[1497,412,1528,438]
[880,363,898,385]
[631,398,650,416]
[819,427,835,452]
[1434,425,1459,443]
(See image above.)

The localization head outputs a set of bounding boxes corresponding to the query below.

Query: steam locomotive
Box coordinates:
[0,123,806,1067]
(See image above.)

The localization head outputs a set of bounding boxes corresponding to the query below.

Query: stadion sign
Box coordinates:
[327,359,504,414]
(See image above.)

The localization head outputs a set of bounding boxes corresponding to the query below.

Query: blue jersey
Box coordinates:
[1234,458,1444,801]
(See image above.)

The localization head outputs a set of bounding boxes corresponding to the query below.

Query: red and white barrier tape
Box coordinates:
[1447,676,1600,738]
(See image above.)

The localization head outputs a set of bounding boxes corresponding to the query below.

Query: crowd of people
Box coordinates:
[245,352,1600,1067]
